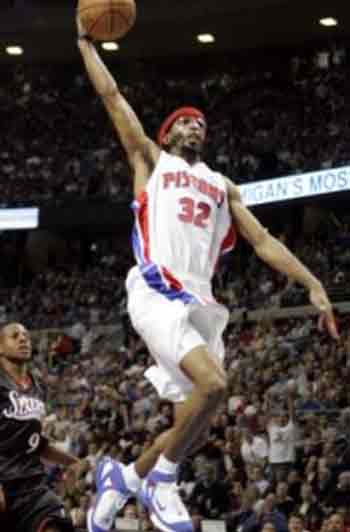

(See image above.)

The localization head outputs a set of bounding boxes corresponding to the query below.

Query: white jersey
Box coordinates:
[131,150,236,304]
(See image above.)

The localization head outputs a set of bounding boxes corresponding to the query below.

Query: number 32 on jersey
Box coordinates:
[178,197,211,228]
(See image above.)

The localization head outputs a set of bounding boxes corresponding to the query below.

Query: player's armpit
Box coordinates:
[226,179,268,248]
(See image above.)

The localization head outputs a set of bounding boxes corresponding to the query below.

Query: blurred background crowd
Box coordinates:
[1,213,350,328]
[33,310,350,532]
[0,43,350,205]
[0,37,349,532]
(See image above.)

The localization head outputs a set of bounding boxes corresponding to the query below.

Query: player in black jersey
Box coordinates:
[0,322,80,532]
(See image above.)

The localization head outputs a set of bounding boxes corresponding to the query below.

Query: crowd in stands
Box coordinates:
[0,261,126,329]
[1,44,350,204]
[33,309,349,532]
[0,234,131,328]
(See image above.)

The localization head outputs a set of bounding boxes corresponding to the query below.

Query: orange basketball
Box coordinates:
[78,0,136,41]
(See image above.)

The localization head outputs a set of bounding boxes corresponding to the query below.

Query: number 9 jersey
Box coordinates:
[0,368,47,482]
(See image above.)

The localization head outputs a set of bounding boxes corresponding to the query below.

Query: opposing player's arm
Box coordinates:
[226,179,339,339]
[40,438,80,467]
[77,31,160,192]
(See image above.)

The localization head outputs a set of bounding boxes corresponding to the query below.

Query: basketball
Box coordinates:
[78,0,136,42]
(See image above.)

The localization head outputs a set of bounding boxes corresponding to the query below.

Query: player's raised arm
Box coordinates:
[76,18,160,186]
[226,179,339,340]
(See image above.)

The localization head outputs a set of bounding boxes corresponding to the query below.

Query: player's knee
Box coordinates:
[200,373,227,404]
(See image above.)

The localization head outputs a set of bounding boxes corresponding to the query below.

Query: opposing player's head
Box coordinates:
[158,107,207,161]
[0,322,32,363]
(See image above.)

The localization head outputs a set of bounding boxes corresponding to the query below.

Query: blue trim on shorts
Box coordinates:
[131,231,197,305]
[141,263,197,304]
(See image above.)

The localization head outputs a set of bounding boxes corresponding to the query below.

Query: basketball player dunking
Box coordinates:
[77,21,339,532]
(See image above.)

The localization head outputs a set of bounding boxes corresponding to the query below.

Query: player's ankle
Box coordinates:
[154,454,178,476]
[123,463,142,493]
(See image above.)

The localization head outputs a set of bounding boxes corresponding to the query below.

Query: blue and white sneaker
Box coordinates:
[87,457,132,532]
[139,470,193,532]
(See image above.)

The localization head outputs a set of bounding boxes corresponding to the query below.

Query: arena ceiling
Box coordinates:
[0,0,350,63]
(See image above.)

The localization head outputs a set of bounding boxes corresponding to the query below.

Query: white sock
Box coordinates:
[123,463,142,494]
[155,454,178,475]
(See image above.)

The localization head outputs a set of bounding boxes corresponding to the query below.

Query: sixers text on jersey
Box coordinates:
[0,368,47,482]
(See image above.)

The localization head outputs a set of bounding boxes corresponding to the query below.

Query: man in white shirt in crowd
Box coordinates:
[251,464,271,496]
[267,381,297,483]
[241,427,269,472]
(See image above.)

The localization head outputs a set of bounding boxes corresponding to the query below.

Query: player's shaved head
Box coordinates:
[0,323,28,341]
[0,323,31,362]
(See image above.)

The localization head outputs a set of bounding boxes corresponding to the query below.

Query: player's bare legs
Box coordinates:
[162,345,226,460]
[133,429,173,478]
[134,346,226,532]
[128,346,226,480]
[88,347,225,532]
[134,402,211,478]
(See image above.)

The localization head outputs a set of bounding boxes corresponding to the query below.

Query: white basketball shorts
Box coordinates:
[126,266,229,403]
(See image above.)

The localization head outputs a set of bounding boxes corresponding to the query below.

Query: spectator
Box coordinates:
[288,514,310,532]
[325,472,350,512]
[241,428,269,469]
[189,463,230,519]
[327,513,349,532]
[250,464,271,497]
[242,493,288,532]
[267,384,297,482]
[275,481,295,518]
[296,483,323,526]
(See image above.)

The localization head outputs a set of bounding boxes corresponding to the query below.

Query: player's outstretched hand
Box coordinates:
[309,282,339,340]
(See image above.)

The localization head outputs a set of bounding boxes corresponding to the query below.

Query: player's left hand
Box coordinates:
[309,282,339,340]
